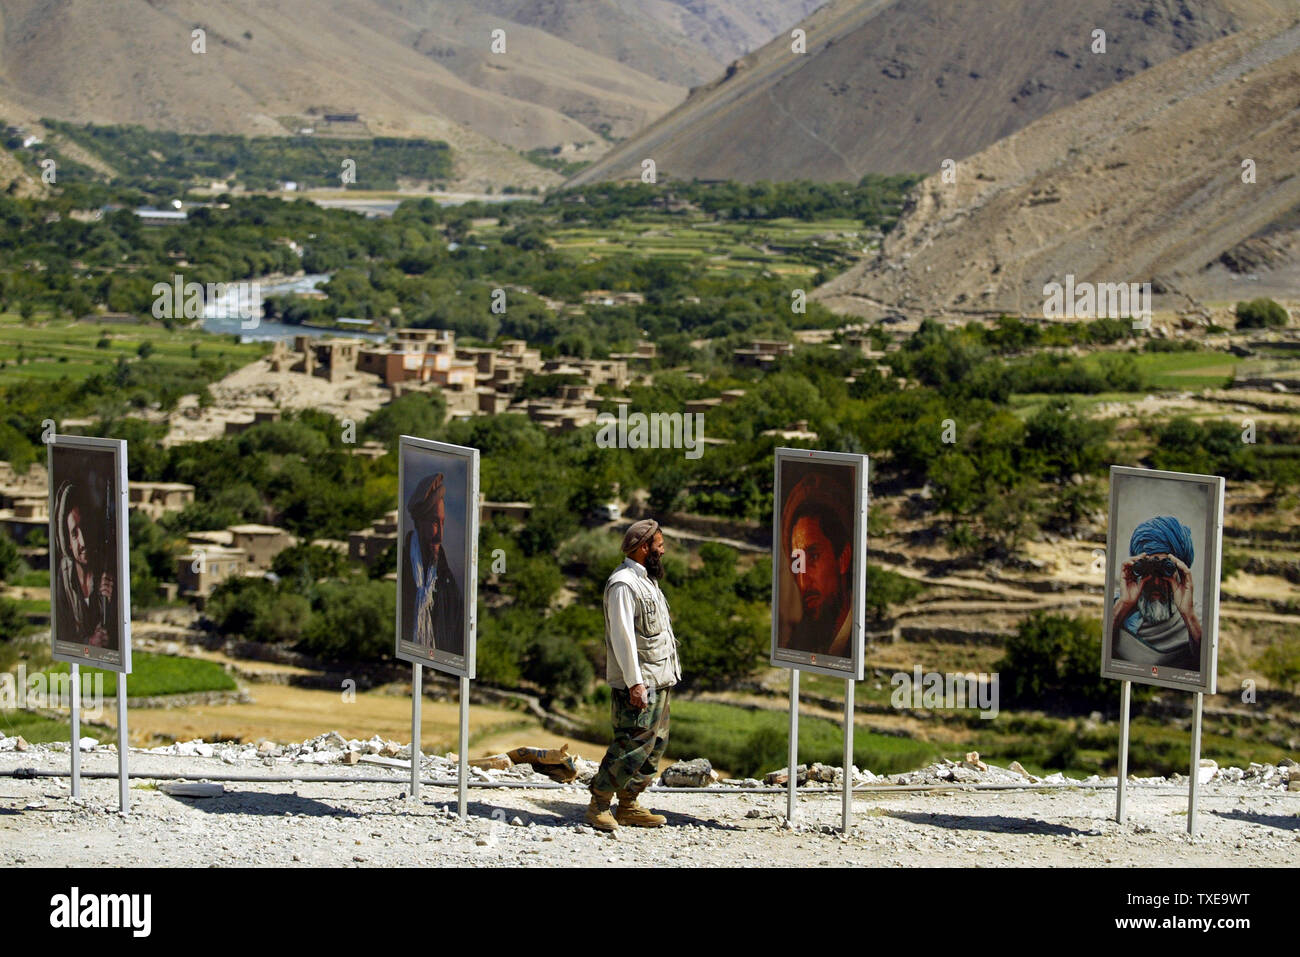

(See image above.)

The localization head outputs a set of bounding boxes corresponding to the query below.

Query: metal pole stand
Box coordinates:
[786,668,799,824]
[411,662,422,801]
[842,678,854,833]
[1188,691,1203,837]
[458,675,470,820]
[70,663,81,801]
[1115,680,1131,824]
[117,673,129,814]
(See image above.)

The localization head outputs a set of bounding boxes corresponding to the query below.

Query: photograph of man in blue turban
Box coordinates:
[1110,515,1202,672]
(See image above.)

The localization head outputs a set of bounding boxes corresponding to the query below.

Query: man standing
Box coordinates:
[586,519,681,831]
[401,472,464,657]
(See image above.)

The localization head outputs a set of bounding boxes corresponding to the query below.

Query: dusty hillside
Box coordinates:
[566,0,1300,186]
[814,20,1300,320]
[614,0,828,68]
[0,0,693,189]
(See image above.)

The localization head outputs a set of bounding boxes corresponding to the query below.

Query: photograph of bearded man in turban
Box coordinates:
[1102,467,1223,693]
[1111,516,1201,672]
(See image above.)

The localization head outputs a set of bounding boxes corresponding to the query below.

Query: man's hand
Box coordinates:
[1112,554,1144,634]
[99,573,113,604]
[1167,555,1202,651]
[629,683,648,711]
[1118,555,1145,606]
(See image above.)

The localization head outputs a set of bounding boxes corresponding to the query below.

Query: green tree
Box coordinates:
[1235,298,1288,329]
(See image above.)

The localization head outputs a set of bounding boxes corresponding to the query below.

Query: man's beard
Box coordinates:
[644,552,664,580]
[804,591,842,624]
[1137,584,1176,625]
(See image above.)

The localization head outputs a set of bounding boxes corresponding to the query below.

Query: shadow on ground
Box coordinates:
[1207,808,1300,831]
[886,810,1101,837]
[162,790,362,817]
[521,795,744,832]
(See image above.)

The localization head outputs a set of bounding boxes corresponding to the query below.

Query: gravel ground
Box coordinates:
[3,746,1298,867]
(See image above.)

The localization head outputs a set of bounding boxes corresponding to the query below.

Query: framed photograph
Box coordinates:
[395,435,478,678]
[770,448,868,680]
[1101,466,1224,694]
[48,436,131,673]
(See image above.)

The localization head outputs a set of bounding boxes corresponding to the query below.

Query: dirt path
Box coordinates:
[2,750,1296,867]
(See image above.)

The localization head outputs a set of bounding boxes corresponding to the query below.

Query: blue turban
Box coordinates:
[1121,515,1194,633]
[1128,516,1194,565]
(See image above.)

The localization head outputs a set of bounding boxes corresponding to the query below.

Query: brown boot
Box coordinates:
[614,789,666,828]
[585,788,618,831]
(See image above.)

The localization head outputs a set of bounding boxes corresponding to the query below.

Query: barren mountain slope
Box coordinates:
[566,0,1300,186]
[0,0,680,172]
[813,20,1300,320]
[613,0,828,67]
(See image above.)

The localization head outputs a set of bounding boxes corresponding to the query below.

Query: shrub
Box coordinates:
[996,613,1136,715]
[1235,298,1288,329]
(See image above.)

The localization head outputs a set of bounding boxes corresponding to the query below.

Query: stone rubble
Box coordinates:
[7,728,1296,796]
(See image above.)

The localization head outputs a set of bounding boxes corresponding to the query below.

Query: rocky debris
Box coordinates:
[6,728,1298,800]
[159,782,225,799]
[470,754,512,771]
[660,758,717,788]
[78,737,99,752]
[1008,761,1039,783]
[506,744,579,783]
[764,764,807,787]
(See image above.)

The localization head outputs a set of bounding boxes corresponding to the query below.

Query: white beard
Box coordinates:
[1137,591,1176,624]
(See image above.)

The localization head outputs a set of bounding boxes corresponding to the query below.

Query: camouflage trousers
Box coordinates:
[590,685,671,796]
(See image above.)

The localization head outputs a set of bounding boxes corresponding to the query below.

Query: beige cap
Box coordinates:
[621,519,660,555]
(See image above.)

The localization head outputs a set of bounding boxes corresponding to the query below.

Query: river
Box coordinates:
[200,273,386,343]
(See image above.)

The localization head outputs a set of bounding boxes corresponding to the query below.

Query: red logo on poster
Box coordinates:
[1151,666,1159,676]
[810,655,817,665]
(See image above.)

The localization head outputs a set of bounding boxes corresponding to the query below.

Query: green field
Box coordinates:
[1078,349,1244,390]
[43,651,238,699]
[581,697,941,778]
[0,313,267,390]
[508,216,870,281]
[0,708,115,744]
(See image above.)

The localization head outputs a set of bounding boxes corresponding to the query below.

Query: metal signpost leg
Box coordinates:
[843,678,854,833]
[458,675,469,821]
[411,663,422,801]
[117,674,129,814]
[1188,692,1203,837]
[1116,680,1131,824]
[787,669,799,823]
[70,663,81,800]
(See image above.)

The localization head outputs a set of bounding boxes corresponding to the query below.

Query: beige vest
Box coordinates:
[603,566,682,690]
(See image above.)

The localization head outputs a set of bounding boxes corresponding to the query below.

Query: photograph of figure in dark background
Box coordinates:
[400,470,464,657]
[51,456,118,651]
[1110,515,1203,673]
[777,463,855,660]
